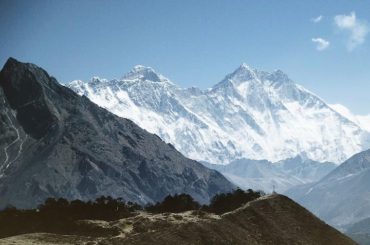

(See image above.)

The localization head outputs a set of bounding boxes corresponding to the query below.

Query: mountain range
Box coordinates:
[0,57,368,244]
[68,64,370,165]
[204,156,336,192]
[0,58,234,208]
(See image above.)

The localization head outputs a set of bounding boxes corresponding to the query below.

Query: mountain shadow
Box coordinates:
[0,57,234,209]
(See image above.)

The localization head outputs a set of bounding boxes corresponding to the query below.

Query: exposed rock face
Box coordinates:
[0,195,356,245]
[0,58,234,208]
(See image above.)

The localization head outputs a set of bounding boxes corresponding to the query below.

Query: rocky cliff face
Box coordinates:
[0,58,234,208]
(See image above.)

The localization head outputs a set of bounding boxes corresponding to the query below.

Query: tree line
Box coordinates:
[0,188,263,238]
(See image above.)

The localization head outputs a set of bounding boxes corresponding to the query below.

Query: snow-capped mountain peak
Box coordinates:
[90,76,109,85]
[226,63,259,84]
[122,65,171,84]
[67,64,370,164]
[214,64,296,100]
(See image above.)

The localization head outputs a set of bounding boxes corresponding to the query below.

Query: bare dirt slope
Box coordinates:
[0,194,356,245]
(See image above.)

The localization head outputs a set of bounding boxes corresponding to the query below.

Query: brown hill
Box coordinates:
[0,194,355,245]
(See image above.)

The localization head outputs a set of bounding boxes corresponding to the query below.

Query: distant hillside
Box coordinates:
[286,149,370,228]
[346,217,370,245]
[203,156,336,192]
[0,195,356,245]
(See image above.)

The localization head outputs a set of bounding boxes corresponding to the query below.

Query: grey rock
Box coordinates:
[0,58,234,209]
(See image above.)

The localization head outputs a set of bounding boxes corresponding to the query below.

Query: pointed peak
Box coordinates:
[89,76,108,84]
[122,65,170,83]
[233,63,256,75]
[2,57,36,74]
[91,76,101,81]
[68,79,84,87]
[212,63,260,90]
[4,57,19,66]
[239,63,253,70]
[225,63,258,83]
[132,65,155,72]
[1,57,51,88]
[124,65,174,84]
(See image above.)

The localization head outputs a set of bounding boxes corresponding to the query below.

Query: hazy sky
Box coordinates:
[1,0,369,114]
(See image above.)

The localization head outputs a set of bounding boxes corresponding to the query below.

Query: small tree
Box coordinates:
[206,188,262,214]
[146,194,200,213]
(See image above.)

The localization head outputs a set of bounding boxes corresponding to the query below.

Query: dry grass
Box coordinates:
[0,195,356,245]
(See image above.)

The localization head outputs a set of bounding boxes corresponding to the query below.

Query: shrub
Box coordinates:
[205,188,263,214]
[146,194,200,213]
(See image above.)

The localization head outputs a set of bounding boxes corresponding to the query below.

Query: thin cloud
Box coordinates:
[334,11,369,51]
[312,38,330,51]
[311,15,323,23]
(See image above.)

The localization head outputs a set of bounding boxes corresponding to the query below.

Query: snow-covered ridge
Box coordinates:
[67,64,370,164]
[329,104,370,132]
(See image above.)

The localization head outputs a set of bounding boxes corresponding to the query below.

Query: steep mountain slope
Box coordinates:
[346,217,370,245]
[0,195,356,245]
[286,149,370,228]
[0,58,234,209]
[204,156,336,192]
[330,103,370,132]
[68,64,370,164]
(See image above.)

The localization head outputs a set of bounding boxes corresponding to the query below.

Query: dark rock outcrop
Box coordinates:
[0,58,234,208]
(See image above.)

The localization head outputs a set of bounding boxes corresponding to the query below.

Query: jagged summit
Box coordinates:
[0,57,62,140]
[266,69,292,85]
[240,62,251,68]
[231,64,293,85]
[91,76,108,83]
[1,57,17,71]
[133,64,150,70]
[216,64,293,89]
[2,57,32,71]
[122,65,171,83]
[211,63,258,90]
[227,63,259,83]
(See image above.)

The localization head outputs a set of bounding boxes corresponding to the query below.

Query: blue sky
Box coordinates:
[0,0,369,114]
